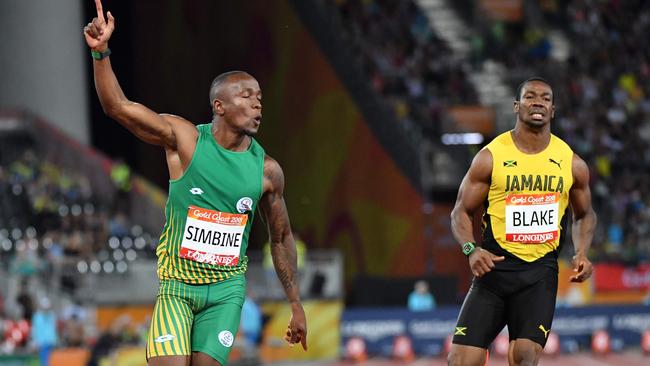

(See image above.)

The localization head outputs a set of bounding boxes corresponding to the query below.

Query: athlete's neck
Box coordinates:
[511,123,551,154]
[211,121,251,152]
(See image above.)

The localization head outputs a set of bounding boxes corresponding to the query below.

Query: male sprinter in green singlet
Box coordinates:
[84,1,307,365]
[447,77,596,366]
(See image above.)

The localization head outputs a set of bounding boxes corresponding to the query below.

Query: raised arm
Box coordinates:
[83,0,195,149]
[258,156,307,350]
[451,148,504,277]
[568,153,597,282]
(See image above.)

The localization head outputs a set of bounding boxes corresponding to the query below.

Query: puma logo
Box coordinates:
[549,158,562,170]
[539,324,550,338]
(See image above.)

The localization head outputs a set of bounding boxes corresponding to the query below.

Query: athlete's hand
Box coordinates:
[83,0,115,52]
[468,248,504,277]
[570,253,593,282]
[284,302,308,351]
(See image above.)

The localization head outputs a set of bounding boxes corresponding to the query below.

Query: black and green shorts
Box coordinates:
[452,264,558,348]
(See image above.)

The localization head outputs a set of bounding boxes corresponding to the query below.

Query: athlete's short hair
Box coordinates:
[209,71,250,107]
[516,77,553,102]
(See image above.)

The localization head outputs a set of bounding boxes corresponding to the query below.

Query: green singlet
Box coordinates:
[156,123,265,284]
[147,123,265,364]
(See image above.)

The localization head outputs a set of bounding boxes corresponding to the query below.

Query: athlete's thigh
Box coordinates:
[506,266,558,347]
[149,355,190,366]
[191,351,222,366]
[147,293,194,360]
[191,278,245,365]
[452,279,507,348]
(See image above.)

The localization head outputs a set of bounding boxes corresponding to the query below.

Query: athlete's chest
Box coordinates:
[492,153,571,194]
[490,153,572,244]
[185,173,259,211]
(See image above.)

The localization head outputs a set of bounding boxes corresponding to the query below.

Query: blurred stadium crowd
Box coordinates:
[0,148,155,357]
[334,0,478,141]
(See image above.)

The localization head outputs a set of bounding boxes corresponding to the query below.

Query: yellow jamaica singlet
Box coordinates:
[481,131,573,268]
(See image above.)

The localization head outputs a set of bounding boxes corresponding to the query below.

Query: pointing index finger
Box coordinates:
[301,331,308,350]
[95,0,105,22]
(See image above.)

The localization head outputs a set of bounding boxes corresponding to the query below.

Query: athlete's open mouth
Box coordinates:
[531,111,545,120]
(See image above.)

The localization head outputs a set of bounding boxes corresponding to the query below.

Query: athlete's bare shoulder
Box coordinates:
[453,147,493,218]
[160,114,198,137]
[263,155,285,194]
[571,153,589,187]
[157,114,198,152]
[160,115,199,180]
[467,147,493,183]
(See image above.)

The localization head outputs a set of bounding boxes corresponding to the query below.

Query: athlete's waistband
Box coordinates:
[481,239,558,271]
[159,273,246,288]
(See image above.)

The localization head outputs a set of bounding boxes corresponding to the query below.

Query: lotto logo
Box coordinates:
[154,334,176,343]
[190,187,204,195]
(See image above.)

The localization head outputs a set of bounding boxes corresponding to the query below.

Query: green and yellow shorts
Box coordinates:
[146,275,245,365]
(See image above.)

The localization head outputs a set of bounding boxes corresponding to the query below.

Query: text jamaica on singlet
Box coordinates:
[505,175,564,193]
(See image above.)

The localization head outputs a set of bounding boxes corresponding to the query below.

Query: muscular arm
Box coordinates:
[93,57,192,148]
[86,0,190,147]
[84,0,196,178]
[569,154,597,281]
[259,157,299,302]
[259,156,307,349]
[451,149,504,277]
[450,149,492,244]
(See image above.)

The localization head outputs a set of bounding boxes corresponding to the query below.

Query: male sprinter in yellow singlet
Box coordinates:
[83,1,307,365]
[447,77,596,366]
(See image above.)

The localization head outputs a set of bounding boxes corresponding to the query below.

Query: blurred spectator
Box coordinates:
[30,297,57,366]
[60,300,86,347]
[16,280,34,323]
[61,313,85,348]
[136,316,151,346]
[240,289,263,350]
[10,246,41,278]
[110,159,131,193]
[108,213,129,238]
[87,315,135,366]
[110,159,131,214]
[408,280,436,312]
[1,313,30,354]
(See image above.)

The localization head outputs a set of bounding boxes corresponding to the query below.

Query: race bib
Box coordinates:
[179,206,247,266]
[505,193,559,243]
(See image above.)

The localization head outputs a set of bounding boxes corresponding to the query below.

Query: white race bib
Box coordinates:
[505,193,559,244]
[179,206,247,266]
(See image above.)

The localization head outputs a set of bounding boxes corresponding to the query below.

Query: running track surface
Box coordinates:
[269,352,650,366]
